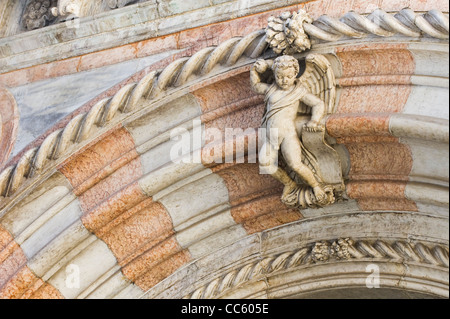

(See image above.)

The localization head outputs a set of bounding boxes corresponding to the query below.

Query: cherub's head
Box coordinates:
[272,55,299,90]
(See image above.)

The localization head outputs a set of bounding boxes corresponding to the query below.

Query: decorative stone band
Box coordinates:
[0,8,448,200]
[0,29,267,199]
[303,8,449,42]
[184,238,449,299]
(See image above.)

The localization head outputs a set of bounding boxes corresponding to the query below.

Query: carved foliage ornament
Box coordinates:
[185,238,449,299]
[265,9,313,55]
[22,0,58,31]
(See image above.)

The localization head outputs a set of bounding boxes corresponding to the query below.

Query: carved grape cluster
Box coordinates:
[265,9,313,55]
[311,238,353,262]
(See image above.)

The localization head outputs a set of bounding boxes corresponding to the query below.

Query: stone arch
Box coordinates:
[0,8,448,299]
[166,212,448,299]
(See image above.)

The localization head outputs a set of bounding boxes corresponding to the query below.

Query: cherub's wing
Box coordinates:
[298,53,336,115]
[287,54,340,187]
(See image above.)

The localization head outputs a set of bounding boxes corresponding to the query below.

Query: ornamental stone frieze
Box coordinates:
[1,6,448,202]
[184,237,449,299]
[145,211,449,299]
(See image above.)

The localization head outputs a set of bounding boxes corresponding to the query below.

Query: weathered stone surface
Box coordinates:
[8,50,177,159]
[0,0,448,300]
[0,1,309,72]
[0,87,19,168]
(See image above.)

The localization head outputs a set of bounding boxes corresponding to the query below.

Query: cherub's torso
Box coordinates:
[264,84,308,126]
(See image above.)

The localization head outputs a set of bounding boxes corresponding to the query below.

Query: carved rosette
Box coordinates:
[22,0,58,31]
[311,238,354,262]
[311,241,331,262]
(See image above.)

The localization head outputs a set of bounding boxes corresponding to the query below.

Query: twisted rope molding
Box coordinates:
[183,238,449,299]
[303,8,449,42]
[0,9,448,199]
[0,29,268,198]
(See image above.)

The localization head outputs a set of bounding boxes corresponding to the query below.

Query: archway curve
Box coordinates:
[150,211,448,299]
[0,9,448,298]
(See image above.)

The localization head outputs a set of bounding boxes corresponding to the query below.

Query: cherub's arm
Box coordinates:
[301,92,326,131]
[250,59,273,95]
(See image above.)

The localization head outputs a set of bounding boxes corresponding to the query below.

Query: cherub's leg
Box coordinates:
[280,134,327,203]
[259,141,297,202]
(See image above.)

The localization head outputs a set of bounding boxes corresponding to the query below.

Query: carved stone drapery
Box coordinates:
[265,9,313,55]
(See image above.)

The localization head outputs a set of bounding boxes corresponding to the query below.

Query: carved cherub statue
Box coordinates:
[251,54,338,208]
